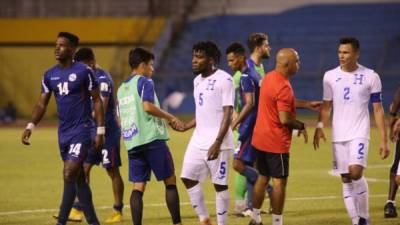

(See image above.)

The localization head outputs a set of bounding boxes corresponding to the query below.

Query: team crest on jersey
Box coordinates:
[69,73,77,82]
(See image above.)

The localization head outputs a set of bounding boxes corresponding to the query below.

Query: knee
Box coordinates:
[232,160,244,172]
[106,167,120,179]
[350,172,363,181]
[181,178,198,189]
[396,175,400,186]
[63,169,77,183]
[164,175,177,186]
[214,184,228,192]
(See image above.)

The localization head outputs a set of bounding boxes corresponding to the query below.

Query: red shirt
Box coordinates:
[252,70,296,153]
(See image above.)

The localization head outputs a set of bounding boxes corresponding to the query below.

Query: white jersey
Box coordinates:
[189,69,235,150]
[323,64,382,142]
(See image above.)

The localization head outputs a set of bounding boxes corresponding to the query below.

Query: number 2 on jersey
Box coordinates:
[343,87,350,100]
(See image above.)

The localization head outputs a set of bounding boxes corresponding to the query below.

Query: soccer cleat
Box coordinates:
[384,202,398,218]
[241,208,253,217]
[248,219,263,225]
[199,218,215,225]
[53,208,84,222]
[104,210,123,223]
[358,217,369,225]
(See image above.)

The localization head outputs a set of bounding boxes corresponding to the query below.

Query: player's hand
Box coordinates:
[169,117,185,131]
[379,142,390,159]
[207,141,221,160]
[392,119,400,142]
[94,134,104,152]
[313,128,326,150]
[21,129,32,145]
[307,101,323,112]
[298,128,308,143]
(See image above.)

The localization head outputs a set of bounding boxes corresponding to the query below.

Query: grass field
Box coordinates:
[0,126,399,225]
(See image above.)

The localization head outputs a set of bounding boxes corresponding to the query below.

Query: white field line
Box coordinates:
[0,194,388,216]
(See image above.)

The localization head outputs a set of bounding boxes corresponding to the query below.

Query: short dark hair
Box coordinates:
[226,42,246,56]
[339,37,360,51]
[192,41,221,64]
[58,32,79,47]
[128,47,154,69]
[247,33,267,52]
[74,47,94,62]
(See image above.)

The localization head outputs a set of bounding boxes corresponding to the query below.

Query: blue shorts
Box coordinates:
[234,135,256,164]
[85,135,121,169]
[128,140,175,182]
[59,136,92,163]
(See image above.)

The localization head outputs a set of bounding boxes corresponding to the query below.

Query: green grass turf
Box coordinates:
[0,127,399,225]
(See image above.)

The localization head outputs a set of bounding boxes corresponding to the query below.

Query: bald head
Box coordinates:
[275,48,300,76]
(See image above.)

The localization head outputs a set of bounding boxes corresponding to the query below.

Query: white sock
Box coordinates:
[272,214,283,225]
[216,189,229,225]
[386,200,396,205]
[187,183,209,221]
[251,208,262,223]
[342,182,359,225]
[353,177,369,219]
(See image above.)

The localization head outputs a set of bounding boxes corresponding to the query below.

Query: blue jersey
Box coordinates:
[41,62,98,143]
[238,67,260,140]
[95,69,120,136]
[123,75,156,103]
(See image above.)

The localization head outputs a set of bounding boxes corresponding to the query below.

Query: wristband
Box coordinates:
[26,122,35,131]
[316,122,324,129]
[97,126,105,135]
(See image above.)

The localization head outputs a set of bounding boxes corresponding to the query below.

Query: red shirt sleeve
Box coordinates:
[276,84,293,112]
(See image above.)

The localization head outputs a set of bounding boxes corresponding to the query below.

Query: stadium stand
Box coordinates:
[157,2,400,113]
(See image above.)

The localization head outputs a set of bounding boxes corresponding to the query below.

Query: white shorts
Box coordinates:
[332,138,369,174]
[180,143,232,185]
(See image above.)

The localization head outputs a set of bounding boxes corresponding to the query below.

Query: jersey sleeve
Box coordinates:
[86,67,99,91]
[98,74,112,98]
[240,74,255,93]
[41,72,51,93]
[322,73,333,101]
[139,77,155,103]
[277,85,293,112]
[370,72,383,103]
[221,76,235,107]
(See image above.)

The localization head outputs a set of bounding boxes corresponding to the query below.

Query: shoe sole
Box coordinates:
[52,215,83,222]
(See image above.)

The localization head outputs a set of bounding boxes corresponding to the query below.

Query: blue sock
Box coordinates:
[113,204,123,213]
[76,181,99,225]
[57,181,77,225]
[240,166,258,209]
[240,166,258,184]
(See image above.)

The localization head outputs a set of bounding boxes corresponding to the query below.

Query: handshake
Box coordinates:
[168,117,187,132]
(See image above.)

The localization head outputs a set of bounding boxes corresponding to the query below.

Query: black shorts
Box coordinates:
[255,148,289,178]
[390,139,400,173]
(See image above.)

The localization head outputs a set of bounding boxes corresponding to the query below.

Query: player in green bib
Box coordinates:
[117,48,183,225]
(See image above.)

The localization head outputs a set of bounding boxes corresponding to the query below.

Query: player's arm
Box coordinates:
[295,99,322,112]
[279,111,308,143]
[232,92,254,130]
[21,92,51,145]
[313,100,332,150]
[373,101,390,159]
[208,106,233,160]
[143,101,183,129]
[389,86,400,141]
[91,87,105,151]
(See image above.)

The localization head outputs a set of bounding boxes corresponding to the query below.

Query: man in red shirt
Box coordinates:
[249,48,308,225]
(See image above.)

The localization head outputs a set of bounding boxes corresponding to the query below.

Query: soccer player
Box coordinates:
[313,37,390,225]
[232,32,273,217]
[383,86,400,218]
[249,48,308,225]
[226,42,261,216]
[21,32,103,225]
[69,47,124,223]
[176,41,234,225]
[117,47,182,225]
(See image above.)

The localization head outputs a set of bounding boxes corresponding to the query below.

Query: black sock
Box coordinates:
[57,181,77,225]
[76,181,99,225]
[113,204,123,213]
[130,190,143,225]
[165,185,181,224]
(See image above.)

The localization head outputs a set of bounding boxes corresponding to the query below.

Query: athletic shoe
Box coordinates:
[248,219,263,225]
[384,202,398,218]
[358,217,369,225]
[104,210,123,223]
[53,208,83,222]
